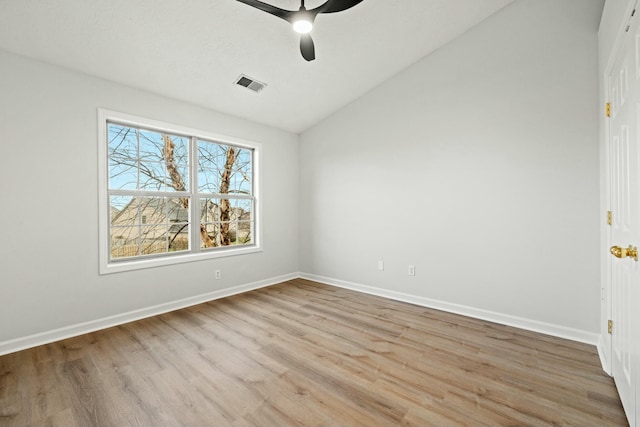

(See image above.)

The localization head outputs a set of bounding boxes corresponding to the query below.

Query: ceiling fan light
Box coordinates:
[293,19,313,34]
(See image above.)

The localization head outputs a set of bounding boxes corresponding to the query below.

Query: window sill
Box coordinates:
[99,245,262,275]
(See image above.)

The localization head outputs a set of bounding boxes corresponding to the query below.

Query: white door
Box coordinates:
[609,5,640,426]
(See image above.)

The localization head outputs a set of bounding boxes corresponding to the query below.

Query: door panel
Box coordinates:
[609,6,640,426]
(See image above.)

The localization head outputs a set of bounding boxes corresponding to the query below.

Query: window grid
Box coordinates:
[99,109,260,274]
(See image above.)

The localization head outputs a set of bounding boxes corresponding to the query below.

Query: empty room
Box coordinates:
[0,0,638,425]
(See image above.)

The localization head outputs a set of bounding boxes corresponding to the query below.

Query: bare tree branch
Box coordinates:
[162,135,189,209]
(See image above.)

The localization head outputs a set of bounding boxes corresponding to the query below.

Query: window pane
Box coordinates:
[165,135,190,192]
[109,159,138,190]
[197,141,253,196]
[137,129,189,192]
[139,161,166,191]
[218,147,234,195]
[200,198,218,223]
[108,124,139,190]
[235,198,252,221]
[197,198,254,248]
[168,223,189,252]
[219,221,232,246]
[230,148,252,195]
[168,197,189,223]
[110,196,137,226]
[198,141,222,193]
[140,226,168,255]
[200,221,219,249]
[236,222,252,245]
[139,197,189,223]
[200,198,217,248]
[233,198,253,245]
[198,170,220,193]
[138,129,165,162]
[171,164,190,192]
[171,137,189,166]
[108,124,137,160]
[110,225,140,259]
[139,197,168,224]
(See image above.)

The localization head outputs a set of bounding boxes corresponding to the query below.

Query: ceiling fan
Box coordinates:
[236,0,365,61]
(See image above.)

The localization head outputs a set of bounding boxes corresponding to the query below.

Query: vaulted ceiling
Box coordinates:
[0,0,514,133]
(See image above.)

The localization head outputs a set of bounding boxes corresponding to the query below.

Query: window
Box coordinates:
[98,110,261,274]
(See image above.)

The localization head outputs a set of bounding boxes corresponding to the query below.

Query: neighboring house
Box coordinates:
[110,197,249,258]
[109,206,120,222]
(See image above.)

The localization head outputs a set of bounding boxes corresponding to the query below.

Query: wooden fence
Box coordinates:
[111,242,169,259]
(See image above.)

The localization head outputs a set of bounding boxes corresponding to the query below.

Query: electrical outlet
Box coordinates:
[377,260,384,271]
[408,265,415,276]
[215,270,221,279]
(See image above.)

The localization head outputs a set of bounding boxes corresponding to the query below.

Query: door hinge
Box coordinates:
[607,210,612,225]
[606,102,611,117]
[608,319,613,334]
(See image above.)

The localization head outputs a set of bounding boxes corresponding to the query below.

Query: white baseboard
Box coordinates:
[0,272,298,356]
[1,271,603,357]
[300,272,600,346]
[598,335,612,375]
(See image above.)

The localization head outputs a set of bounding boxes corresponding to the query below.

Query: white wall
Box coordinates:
[0,50,299,349]
[300,0,603,339]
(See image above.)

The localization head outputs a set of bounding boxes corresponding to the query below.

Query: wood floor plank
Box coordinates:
[0,279,628,426]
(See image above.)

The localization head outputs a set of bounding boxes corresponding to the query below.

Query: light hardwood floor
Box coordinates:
[0,279,628,426]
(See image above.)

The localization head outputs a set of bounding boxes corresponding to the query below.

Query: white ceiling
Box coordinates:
[0,0,514,133]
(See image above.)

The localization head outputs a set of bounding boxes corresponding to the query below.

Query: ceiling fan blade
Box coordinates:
[300,34,316,61]
[236,0,295,23]
[313,0,364,14]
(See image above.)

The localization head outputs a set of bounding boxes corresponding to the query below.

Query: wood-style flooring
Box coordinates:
[0,279,628,426]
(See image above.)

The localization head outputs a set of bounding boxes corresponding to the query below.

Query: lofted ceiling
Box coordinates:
[0,0,514,133]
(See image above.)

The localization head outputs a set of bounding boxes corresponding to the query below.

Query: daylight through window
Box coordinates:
[99,110,259,273]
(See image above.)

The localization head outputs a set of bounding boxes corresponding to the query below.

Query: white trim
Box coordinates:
[300,273,600,345]
[97,108,262,275]
[103,246,263,274]
[0,272,297,357]
[598,339,612,375]
[98,108,262,150]
[1,272,603,356]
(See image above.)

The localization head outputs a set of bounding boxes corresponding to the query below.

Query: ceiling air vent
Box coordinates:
[235,74,266,93]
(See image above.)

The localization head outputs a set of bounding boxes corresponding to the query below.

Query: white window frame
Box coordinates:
[98,109,262,274]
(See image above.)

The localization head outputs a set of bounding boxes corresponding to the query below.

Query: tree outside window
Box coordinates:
[102,114,257,271]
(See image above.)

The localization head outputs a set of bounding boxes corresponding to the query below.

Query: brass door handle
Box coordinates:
[610,245,639,261]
